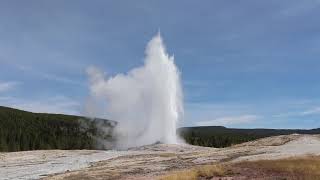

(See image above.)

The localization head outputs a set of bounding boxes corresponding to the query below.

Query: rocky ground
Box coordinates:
[1,134,320,180]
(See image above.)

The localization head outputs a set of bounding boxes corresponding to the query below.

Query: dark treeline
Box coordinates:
[0,106,115,152]
[178,126,320,148]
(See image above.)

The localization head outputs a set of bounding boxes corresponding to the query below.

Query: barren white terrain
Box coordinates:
[1,134,320,180]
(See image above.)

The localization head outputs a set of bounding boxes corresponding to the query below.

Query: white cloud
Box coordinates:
[0,81,19,93]
[0,95,80,115]
[196,115,259,127]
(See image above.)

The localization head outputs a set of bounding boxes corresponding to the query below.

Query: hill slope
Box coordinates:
[178,126,320,148]
[0,106,116,152]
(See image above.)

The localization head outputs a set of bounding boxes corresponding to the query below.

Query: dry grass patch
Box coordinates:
[158,153,177,158]
[239,156,320,179]
[197,164,227,177]
[159,164,228,180]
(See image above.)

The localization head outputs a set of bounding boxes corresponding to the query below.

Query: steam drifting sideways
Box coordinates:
[86,33,184,149]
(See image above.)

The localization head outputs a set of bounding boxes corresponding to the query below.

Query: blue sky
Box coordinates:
[1,0,320,129]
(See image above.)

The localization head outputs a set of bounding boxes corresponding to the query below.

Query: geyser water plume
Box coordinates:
[86,33,183,149]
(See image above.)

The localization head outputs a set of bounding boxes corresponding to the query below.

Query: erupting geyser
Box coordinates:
[86,33,183,149]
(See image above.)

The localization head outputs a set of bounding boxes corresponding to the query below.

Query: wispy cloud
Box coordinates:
[300,107,320,115]
[20,65,83,86]
[280,0,320,17]
[0,95,80,115]
[41,72,83,86]
[2,61,83,86]
[196,115,259,126]
[273,106,320,118]
[0,81,19,93]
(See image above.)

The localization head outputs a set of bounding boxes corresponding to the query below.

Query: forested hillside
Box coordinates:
[178,126,320,148]
[0,106,116,152]
[1,106,319,152]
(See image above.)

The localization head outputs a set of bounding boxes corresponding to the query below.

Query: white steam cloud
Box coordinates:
[86,33,183,149]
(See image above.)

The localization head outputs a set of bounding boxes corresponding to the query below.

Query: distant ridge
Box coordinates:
[0,106,116,152]
[178,126,320,148]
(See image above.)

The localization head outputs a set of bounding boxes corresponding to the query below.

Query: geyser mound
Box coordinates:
[86,33,183,149]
